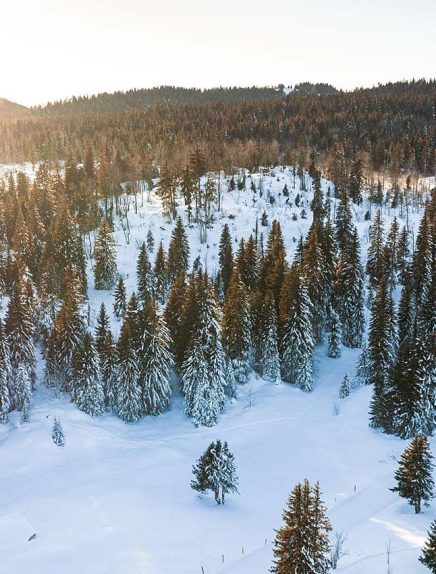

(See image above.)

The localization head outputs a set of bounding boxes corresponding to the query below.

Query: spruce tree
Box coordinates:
[219,224,233,295]
[383,217,400,288]
[327,308,342,358]
[94,304,117,410]
[116,318,142,422]
[72,332,104,416]
[167,216,190,285]
[136,241,153,303]
[335,191,354,254]
[153,241,168,304]
[0,319,11,422]
[259,291,281,383]
[366,209,385,288]
[15,363,32,422]
[261,220,288,309]
[164,270,187,357]
[339,374,351,398]
[94,218,117,290]
[113,276,127,319]
[139,299,173,416]
[52,417,65,447]
[271,479,332,574]
[421,520,436,573]
[280,267,315,391]
[390,435,434,514]
[191,440,239,505]
[349,158,364,204]
[222,269,251,384]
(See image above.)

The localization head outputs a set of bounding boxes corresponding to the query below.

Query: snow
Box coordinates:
[0,165,432,574]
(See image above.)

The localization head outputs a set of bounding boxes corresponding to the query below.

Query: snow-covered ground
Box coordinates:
[0,166,432,574]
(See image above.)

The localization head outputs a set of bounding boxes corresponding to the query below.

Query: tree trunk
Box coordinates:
[415,499,421,514]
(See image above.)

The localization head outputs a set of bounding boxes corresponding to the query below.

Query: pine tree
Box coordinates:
[259,291,281,383]
[280,266,315,391]
[181,278,227,427]
[72,332,104,416]
[339,374,351,398]
[368,278,397,430]
[366,209,385,288]
[167,216,190,285]
[420,520,436,573]
[113,276,127,319]
[52,417,65,447]
[191,440,239,505]
[335,226,365,348]
[222,269,251,384]
[271,479,332,574]
[219,224,233,295]
[0,319,11,422]
[139,299,173,416]
[390,435,434,514]
[136,242,153,302]
[94,218,117,290]
[116,318,142,422]
[327,309,341,358]
[153,241,168,304]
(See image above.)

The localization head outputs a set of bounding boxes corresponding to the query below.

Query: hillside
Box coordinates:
[0,165,433,574]
[0,98,28,118]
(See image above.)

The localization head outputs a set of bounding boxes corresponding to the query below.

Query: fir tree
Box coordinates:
[116,318,142,422]
[94,303,117,410]
[113,276,127,319]
[390,435,434,514]
[164,270,187,357]
[219,224,233,295]
[153,241,168,304]
[339,374,351,399]
[327,309,342,358]
[52,417,65,447]
[139,299,173,416]
[366,209,385,288]
[136,242,153,302]
[280,266,315,391]
[261,220,288,309]
[167,216,190,285]
[349,159,364,204]
[420,520,436,573]
[303,223,328,342]
[191,440,239,505]
[335,191,354,254]
[0,319,11,422]
[271,479,332,574]
[383,217,400,289]
[15,363,32,422]
[72,332,104,416]
[146,229,155,253]
[222,269,251,384]
[94,218,117,290]
[259,291,281,383]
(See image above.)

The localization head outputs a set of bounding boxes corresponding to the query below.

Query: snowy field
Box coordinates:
[0,166,432,574]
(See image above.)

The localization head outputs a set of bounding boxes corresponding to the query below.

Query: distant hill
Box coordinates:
[293,82,339,95]
[0,98,28,118]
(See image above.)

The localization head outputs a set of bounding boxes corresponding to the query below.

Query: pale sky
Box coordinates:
[1,0,435,107]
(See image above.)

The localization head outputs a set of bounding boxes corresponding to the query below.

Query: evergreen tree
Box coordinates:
[164,270,187,357]
[15,363,32,422]
[271,479,332,574]
[219,224,233,295]
[327,309,342,358]
[368,278,397,430]
[339,374,351,398]
[383,217,400,288]
[153,241,168,304]
[167,216,190,285]
[0,319,11,422]
[222,269,251,384]
[335,227,365,348]
[420,520,436,573]
[390,435,434,514]
[72,332,104,416]
[146,229,155,253]
[349,159,364,204]
[94,218,117,290]
[259,291,281,383]
[396,226,411,284]
[335,191,354,254]
[310,172,325,225]
[280,267,315,391]
[181,279,227,426]
[52,417,65,447]
[366,209,385,288]
[237,234,259,292]
[139,299,173,416]
[94,304,117,410]
[116,318,142,423]
[136,242,153,302]
[261,220,288,309]
[113,276,127,319]
[191,440,239,505]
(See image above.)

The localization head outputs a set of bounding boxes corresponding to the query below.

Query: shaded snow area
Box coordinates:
[0,166,431,574]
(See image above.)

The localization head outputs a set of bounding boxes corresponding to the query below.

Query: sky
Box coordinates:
[0,0,435,107]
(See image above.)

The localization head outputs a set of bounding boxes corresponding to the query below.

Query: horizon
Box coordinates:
[1,0,435,107]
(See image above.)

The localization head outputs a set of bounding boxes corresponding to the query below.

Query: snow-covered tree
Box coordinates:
[116,318,142,422]
[167,216,190,285]
[390,435,434,514]
[139,299,173,416]
[15,363,32,422]
[72,332,104,416]
[259,291,281,382]
[327,308,342,358]
[52,417,65,447]
[113,276,127,319]
[136,242,153,302]
[94,218,117,290]
[421,520,436,573]
[0,319,11,422]
[191,440,239,504]
[339,374,351,399]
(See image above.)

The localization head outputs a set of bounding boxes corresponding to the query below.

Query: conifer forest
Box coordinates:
[0,19,435,574]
